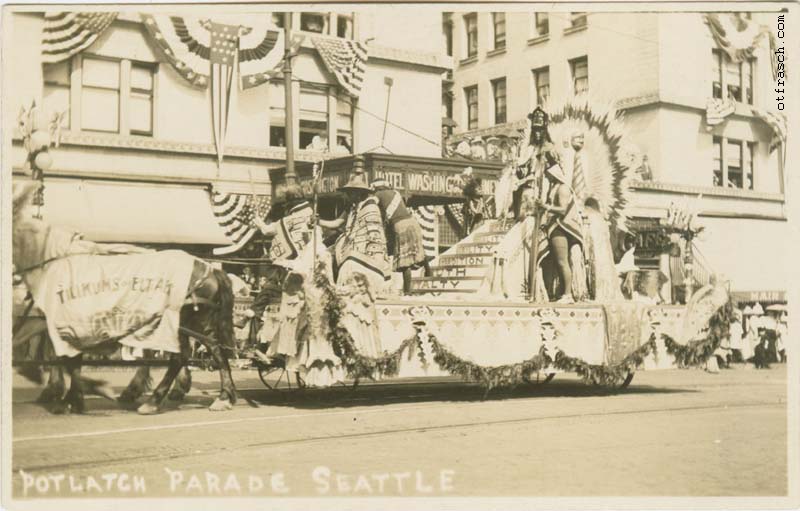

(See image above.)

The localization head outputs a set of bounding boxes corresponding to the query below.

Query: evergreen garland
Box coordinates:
[312,266,735,390]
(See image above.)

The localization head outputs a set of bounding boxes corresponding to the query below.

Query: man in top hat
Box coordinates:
[514,106,561,221]
[533,163,585,303]
[460,167,486,236]
[318,169,391,294]
[370,177,431,294]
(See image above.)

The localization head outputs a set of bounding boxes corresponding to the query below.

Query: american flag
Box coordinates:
[41,12,118,64]
[750,107,787,153]
[705,98,736,128]
[211,190,271,255]
[411,206,440,260]
[312,37,368,97]
[207,22,240,170]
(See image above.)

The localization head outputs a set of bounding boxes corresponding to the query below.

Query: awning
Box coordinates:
[40,178,232,245]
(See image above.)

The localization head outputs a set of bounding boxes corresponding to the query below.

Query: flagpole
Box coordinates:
[283,12,297,185]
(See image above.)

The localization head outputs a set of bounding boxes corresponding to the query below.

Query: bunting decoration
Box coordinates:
[140,14,283,169]
[41,12,118,64]
[211,189,271,255]
[140,14,284,90]
[704,13,774,66]
[311,37,369,97]
[750,107,788,153]
[705,97,737,128]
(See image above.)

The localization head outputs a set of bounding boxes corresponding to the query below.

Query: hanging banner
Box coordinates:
[41,12,118,64]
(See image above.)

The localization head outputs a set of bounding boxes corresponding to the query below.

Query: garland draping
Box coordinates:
[704,13,775,66]
[313,264,736,391]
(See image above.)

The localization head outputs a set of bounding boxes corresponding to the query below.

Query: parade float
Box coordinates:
[248,97,735,394]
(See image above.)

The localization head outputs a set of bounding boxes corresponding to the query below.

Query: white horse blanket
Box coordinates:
[32,251,195,357]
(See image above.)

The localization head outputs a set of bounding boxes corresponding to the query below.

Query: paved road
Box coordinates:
[8,364,787,499]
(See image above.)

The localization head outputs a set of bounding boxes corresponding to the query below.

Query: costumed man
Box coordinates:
[371,178,432,294]
[513,107,561,221]
[318,168,392,297]
[461,167,486,236]
[250,184,315,364]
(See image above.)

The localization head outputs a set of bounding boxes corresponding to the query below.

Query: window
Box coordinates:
[570,57,589,95]
[464,13,478,58]
[81,57,120,132]
[465,85,478,130]
[443,20,453,56]
[492,78,506,124]
[532,66,550,106]
[269,81,286,147]
[299,83,329,149]
[744,142,755,190]
[712,49,754,104]
[713,136,756,189]
[336,92,354,153]
[570,12,587,28]
[533,13,549,36]
[712,50,723,99]
[492,13,506,49]
[129,63,154,135]
[726,140,743,188]
[300,13,326,33]
[43,60,71,128]
[336,14,353,38]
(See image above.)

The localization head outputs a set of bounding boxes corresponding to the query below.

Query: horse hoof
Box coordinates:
[208,398,233,412]
[167,389,186,402]
[50,402,69,415]
[117,389,140,404]
[137,402,161,415]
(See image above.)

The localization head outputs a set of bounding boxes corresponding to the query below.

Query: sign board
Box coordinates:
[731,290,787,304]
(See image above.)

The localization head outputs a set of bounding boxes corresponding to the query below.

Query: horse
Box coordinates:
[12,182,237,414]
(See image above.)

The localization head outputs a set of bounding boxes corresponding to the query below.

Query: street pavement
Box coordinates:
[8,364,788,499]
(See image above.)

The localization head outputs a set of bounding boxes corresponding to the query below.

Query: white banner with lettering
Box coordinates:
[33,251,196,357]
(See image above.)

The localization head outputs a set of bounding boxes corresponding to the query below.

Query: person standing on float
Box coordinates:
[370,178,432,294]
[318,171,391,295]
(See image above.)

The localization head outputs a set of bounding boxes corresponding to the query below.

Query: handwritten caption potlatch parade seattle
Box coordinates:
[18,467,456,497]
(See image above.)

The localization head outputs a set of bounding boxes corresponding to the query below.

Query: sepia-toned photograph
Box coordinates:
[1,2,797,509]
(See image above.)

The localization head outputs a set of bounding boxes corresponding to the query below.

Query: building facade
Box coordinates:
[8,9,450,255]
[444,10,788,299]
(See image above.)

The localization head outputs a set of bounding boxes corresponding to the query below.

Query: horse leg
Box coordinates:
[168,366,192,401]
[167,331,193,401]
[118,364,153,404]
[36,338,65,404]
[51,355,85,414]
[206,343,236,411]
[137,352,186,415]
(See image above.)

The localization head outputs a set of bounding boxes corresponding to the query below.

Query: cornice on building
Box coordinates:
[11,130,337,163]
[631,180,785,203]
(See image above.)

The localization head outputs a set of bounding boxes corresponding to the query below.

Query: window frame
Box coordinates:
[464,13,478,58]
[712,49,755,105]
[570,56,589,95]
[491,77,507,125]
[80,55,122,134]
[43,60,72,129]
[465,85,478,130]
[492,12,506,50]
[713,135,756,190]
[533,12,549,36]
[570,12,587,28]
[129,61,156,136]
[532,66,550,107]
